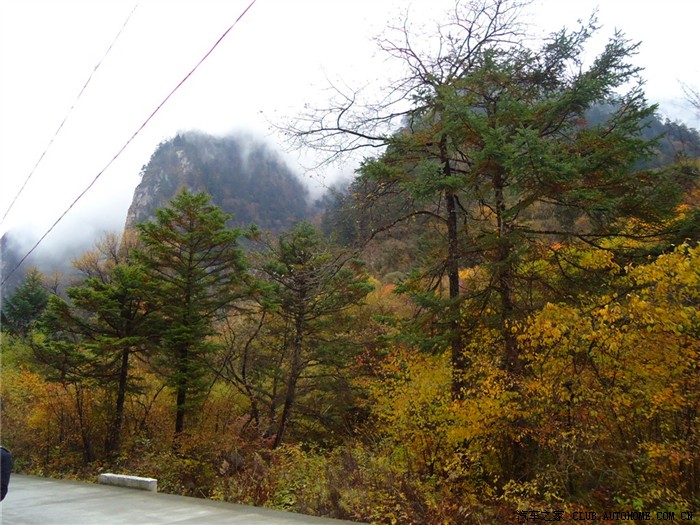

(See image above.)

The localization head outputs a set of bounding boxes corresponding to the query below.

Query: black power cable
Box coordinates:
[1,0,259,287]
[1,3,139,226]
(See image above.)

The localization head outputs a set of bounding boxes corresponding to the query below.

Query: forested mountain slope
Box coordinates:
[125,132,311,232]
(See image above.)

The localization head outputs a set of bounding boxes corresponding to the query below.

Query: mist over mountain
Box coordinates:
[4,111,699,296]
[1,233,23,293]
[2,131,318,296]
[1,226,97,295]
[125,131,313,232]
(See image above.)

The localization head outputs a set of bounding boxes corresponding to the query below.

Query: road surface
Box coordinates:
[0,475,367,524]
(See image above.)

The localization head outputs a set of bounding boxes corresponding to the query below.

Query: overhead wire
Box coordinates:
[2,0,259,287]
[0,3,140,227]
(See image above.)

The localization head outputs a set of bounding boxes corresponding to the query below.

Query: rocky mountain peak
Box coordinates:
[125,131,311,232]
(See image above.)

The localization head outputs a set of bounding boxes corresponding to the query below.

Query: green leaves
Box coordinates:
[253,222,373,446]
[135,190,248,434]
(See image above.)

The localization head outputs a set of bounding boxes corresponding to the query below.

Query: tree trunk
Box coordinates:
[273,335,302,448]
[441,136,466,400]
[274,299,305,448]
[106,347,130,455]
[175,388,187,435]
[175,345,188,436]
[446,191,467,400]
[73,385,95,464]
[493,168,520,375]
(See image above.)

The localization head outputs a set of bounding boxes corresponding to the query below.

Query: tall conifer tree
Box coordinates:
[136,190,247,435]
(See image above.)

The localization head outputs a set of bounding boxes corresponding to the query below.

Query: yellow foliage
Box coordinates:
[519,243,700,509]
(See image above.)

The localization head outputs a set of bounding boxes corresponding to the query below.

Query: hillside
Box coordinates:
[1,132,314,296]
[126,132,311,232]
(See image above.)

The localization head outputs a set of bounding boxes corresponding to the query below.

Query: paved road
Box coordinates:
[0,475,367,524]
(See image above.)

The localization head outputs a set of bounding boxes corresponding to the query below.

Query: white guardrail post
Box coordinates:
[98,473,158,492]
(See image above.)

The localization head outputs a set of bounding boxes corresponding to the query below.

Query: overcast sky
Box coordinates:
[1,0,699,263]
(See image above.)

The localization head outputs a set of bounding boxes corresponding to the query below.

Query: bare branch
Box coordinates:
[279,0,532,168]
[681,81,700,117]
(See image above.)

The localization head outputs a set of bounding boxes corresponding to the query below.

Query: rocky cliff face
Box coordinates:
[125,132,311,232]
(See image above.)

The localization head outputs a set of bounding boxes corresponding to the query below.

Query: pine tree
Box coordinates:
[258,222,373,446]
[135,190,247,436]
[37,232,151,455]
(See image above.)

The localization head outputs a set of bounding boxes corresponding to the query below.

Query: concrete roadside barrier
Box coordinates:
[98,473,157,492]
[5,475,371,524]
